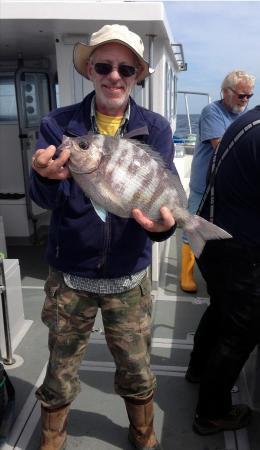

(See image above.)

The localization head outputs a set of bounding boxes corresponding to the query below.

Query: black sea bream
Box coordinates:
[60,134,231,257]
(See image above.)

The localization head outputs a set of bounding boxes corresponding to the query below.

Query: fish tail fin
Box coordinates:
[183,214,232,258]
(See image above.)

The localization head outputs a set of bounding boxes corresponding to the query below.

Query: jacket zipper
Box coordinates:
[99,214,111,276]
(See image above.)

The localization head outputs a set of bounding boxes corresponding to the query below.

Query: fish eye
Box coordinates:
[78,141,89,150]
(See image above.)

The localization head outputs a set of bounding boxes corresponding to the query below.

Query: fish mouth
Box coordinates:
[69,167,97,175]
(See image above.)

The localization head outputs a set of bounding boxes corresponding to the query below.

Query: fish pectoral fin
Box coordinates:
[90,200,107,222]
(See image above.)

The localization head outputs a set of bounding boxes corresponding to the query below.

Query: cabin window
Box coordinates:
[165,62,170,119]
[0,76,18,122]
[164,62,176,124]
[55,84,60,108]
[172,73,177,118]
[18,72,51,128]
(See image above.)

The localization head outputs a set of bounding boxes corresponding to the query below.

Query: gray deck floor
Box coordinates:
[1,229,258,449]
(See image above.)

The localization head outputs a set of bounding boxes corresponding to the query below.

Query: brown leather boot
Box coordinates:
[124,394,162,450]
[180,243,197,293]
[39,404,70,450]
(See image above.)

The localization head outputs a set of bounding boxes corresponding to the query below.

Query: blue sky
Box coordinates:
[162,1,260,114]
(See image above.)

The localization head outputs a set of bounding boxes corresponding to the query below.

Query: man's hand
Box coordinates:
[132,206,175,233]
[32,145,71,180]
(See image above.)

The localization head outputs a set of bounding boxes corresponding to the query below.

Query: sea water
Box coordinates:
[175,114,200,137]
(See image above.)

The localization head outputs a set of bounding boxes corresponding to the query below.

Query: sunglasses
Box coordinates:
[229,88,253,100]
[94,62,137,78]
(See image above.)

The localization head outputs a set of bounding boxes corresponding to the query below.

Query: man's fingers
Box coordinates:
[32,147,70,170]
[132,207,175,233]
[32,146,71,180]
[33,146,57,169]
[33,145,57,167]
[132,209,154,229]
[159,206,175,227]
[131,208,157,232]
[54,148,71,167]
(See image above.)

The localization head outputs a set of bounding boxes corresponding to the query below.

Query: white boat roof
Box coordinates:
[0,0,177,61]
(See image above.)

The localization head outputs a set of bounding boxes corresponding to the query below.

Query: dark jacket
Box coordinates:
[30,91,176,278]
[200,105,260,247]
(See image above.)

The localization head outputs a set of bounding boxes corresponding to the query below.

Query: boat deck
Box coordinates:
[1,228,259,450]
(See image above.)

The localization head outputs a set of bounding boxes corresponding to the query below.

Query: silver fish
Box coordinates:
[60,134,231,257]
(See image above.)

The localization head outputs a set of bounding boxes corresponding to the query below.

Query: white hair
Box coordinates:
[221,70,256,91]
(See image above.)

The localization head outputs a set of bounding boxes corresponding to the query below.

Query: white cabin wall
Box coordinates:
[133,34,150,110]
[132,83,148,109]
[56,36,99,107]
[55,37,78,107]
[150,38,164,116]
[151,37,178,132]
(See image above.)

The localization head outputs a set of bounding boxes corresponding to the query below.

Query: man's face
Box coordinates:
[223,81,254,113]
[86,43,140,116]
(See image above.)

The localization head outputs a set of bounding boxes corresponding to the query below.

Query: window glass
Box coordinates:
[55,84,60,108]
[0,76,18,121]
[19,72,50,128]
[164,62,170,119]
[169,69,176,122]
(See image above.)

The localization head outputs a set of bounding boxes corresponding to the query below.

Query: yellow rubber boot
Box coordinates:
[180,243,197,293]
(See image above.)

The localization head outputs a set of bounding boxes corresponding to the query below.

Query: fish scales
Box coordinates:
[60,133,233,257]
[104,140,161,211]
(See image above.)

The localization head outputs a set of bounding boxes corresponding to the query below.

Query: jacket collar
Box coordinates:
[127,96,149,138]
[65,91,94,137]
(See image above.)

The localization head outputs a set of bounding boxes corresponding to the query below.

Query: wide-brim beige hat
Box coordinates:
[73,24,153,83]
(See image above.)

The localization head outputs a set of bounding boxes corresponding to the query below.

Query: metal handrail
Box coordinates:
[177,90,211,134]
[177,90,212,98]
[0,258,15,365]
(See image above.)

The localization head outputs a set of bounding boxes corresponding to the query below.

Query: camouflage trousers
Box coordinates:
[36,268,156,408]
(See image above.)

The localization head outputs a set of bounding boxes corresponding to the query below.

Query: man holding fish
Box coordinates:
[30,23,176,450]
[30,24,229,450]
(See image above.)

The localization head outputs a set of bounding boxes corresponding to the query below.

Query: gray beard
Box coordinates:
[231,104,247,114]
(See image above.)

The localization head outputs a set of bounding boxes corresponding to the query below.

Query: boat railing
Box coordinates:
[176,90,211,135]
[174,90,211,158]
[173,90,211,194]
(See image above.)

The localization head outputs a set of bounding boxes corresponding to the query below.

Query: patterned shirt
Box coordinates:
[63,269,147,294]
